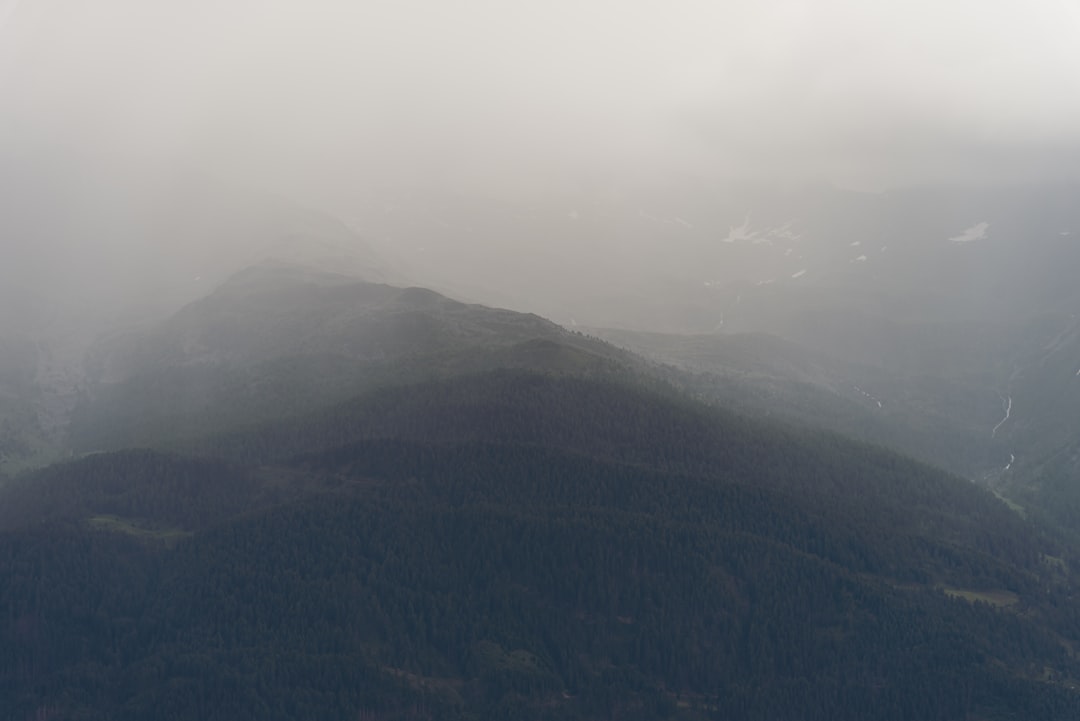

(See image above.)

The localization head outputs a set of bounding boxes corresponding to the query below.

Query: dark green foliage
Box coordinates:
[200,370,1052,580]
[4,260,1080,718]
[0,450,266,533]
[2,370,1080,719]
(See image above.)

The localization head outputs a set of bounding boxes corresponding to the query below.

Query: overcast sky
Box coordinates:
[2,0,1080,193]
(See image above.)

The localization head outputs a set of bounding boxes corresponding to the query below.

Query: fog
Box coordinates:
[3,0,1080,332]
[5,0,1080,192]
[6,8,1080,711]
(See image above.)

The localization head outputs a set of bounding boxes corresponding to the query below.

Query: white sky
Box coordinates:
[2,0,1080,191]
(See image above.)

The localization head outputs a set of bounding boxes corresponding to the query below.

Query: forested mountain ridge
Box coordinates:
[5,1,1080,717]
[352,180,1080,538]
[4,365,1080,719]
[2,263,1080,719]
[0,164,401,475]
[58,257,1080,538]
[593,312,1080,540]
[69,262,643,453]
[590,327,1004,480]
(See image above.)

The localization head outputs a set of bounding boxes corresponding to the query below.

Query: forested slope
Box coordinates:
[69,263,641,453]
[2,369,1079,720]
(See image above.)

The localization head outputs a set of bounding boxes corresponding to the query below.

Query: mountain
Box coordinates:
[987,316,1080,533]
[3,368,1080,720]
[589,327,1008,480]
[69,262,640,453]
[0,155,393,473]
[4,258,1080,718]
[591,314,1080,534]
[52,258,1080,535]
[341,178,1080,534]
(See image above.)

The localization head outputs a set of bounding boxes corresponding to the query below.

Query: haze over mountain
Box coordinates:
[4,263,1080,719]
[4,1,1080,718]
[4,0,1080,338]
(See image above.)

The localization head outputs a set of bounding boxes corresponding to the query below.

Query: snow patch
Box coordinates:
[722,218,801,244]
[640,209,694,228]
[851,255,867,263]
[949,222,990,244]
[769,221,803,243]
[849,240,861,247]
[723,217,756,243]
[790,269,807,279]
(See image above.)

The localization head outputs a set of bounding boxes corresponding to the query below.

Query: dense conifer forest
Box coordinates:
[3,368,1080,719]
[6,2,1080,717]
[2,268,1079,719]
